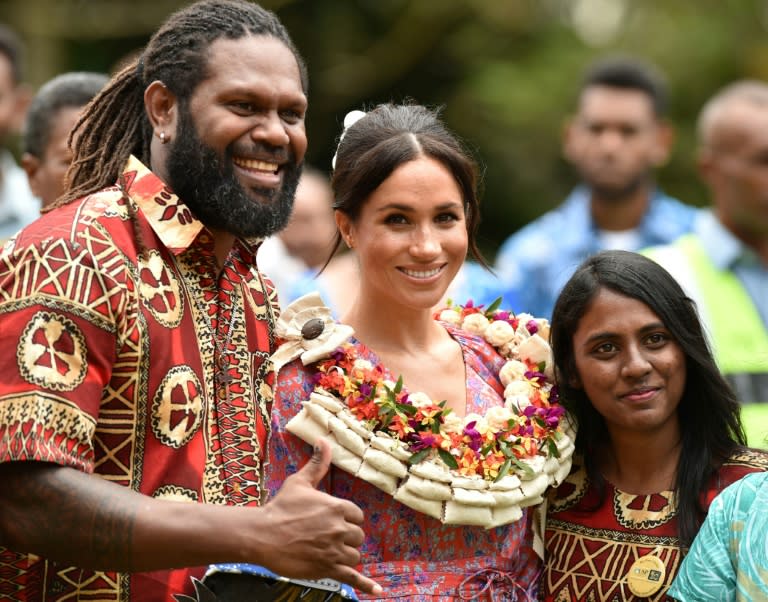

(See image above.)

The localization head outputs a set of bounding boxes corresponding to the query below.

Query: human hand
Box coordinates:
[261,438,382,596]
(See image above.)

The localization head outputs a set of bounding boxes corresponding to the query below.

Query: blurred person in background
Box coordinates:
[645,80,768,446]
[21,71,109,208]
[279,165,338,269]
[0,24,37,242]
[495,56,698,319]
[259,164,364,318]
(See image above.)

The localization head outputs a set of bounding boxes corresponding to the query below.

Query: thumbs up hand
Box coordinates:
[295,437,337,489]
[260,438,382,596]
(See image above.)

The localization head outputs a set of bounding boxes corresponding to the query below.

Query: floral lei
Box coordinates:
[272,292,575,528]
[309,298,567,483]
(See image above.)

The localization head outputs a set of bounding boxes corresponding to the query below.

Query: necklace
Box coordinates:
[276,293,576,528]
[172,252,242,394]
[197,288,240,388]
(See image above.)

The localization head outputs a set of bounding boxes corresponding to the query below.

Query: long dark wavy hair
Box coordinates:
[550,250,747,547]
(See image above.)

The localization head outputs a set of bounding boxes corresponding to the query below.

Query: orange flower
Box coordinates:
[388,415,413,439]
[457,446,481,476]
[349,399,380,422]
[482,451,506,480]
[416,405,443,425]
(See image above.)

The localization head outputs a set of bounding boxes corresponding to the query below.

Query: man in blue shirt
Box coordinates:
[495,56,698,319]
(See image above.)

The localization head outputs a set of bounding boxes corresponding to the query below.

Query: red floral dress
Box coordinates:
[266,324,541,601]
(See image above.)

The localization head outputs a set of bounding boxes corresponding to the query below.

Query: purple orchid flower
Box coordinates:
[410,433,437,451]
[463,420,483,452]
[524,370,547,384]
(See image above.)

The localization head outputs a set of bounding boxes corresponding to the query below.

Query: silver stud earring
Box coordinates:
[159,132,168,144]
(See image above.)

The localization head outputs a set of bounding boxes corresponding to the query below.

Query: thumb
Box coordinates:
[297,437,331,488]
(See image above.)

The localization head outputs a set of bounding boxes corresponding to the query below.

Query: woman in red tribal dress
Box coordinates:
[540,250,768,602]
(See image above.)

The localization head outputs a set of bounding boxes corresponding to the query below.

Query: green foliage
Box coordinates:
[408,448,431,465]
[437,447,459,470]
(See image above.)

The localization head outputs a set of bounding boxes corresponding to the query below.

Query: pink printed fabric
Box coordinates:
[265,324,541,601]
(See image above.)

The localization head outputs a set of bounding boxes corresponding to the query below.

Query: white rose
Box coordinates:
[442,412,464,433]
[500,334,526,358]
[504,378,535,412]
[462,313,490,336]
[536,319,551,342]
[486,406,514,431]
[408,391,434,408]
[504,379,533,398]
[515,313,534,335]
[439,309,461,325]
[543,362,554,381]
[353,358,374,372]
[505,393,532,413]
[485,320,515,347]
[499,359,528,387]
[518,333,552,368]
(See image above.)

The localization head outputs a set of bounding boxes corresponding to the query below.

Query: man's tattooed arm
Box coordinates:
[0,462,139,570]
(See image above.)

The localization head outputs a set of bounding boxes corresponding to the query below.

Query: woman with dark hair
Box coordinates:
[263,103,557,600]
[540,249,768,601]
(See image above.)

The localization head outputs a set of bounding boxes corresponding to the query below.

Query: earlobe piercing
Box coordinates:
[159,131,169,144]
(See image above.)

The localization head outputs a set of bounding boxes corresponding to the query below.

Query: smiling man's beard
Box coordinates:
[165,103,301,239]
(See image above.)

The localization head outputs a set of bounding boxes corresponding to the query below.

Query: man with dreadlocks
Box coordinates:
[0,1,382,601]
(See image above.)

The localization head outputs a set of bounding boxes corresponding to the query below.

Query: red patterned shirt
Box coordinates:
[0,156,278,601]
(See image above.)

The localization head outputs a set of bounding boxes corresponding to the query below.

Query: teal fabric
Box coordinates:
[669,472,768,601]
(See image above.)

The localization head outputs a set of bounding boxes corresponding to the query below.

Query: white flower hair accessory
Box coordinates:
[331,110,367,170]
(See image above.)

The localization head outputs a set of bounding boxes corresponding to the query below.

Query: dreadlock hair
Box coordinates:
[48,0,308,212]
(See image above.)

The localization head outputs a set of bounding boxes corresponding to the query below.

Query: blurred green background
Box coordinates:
[3,0,768,258]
